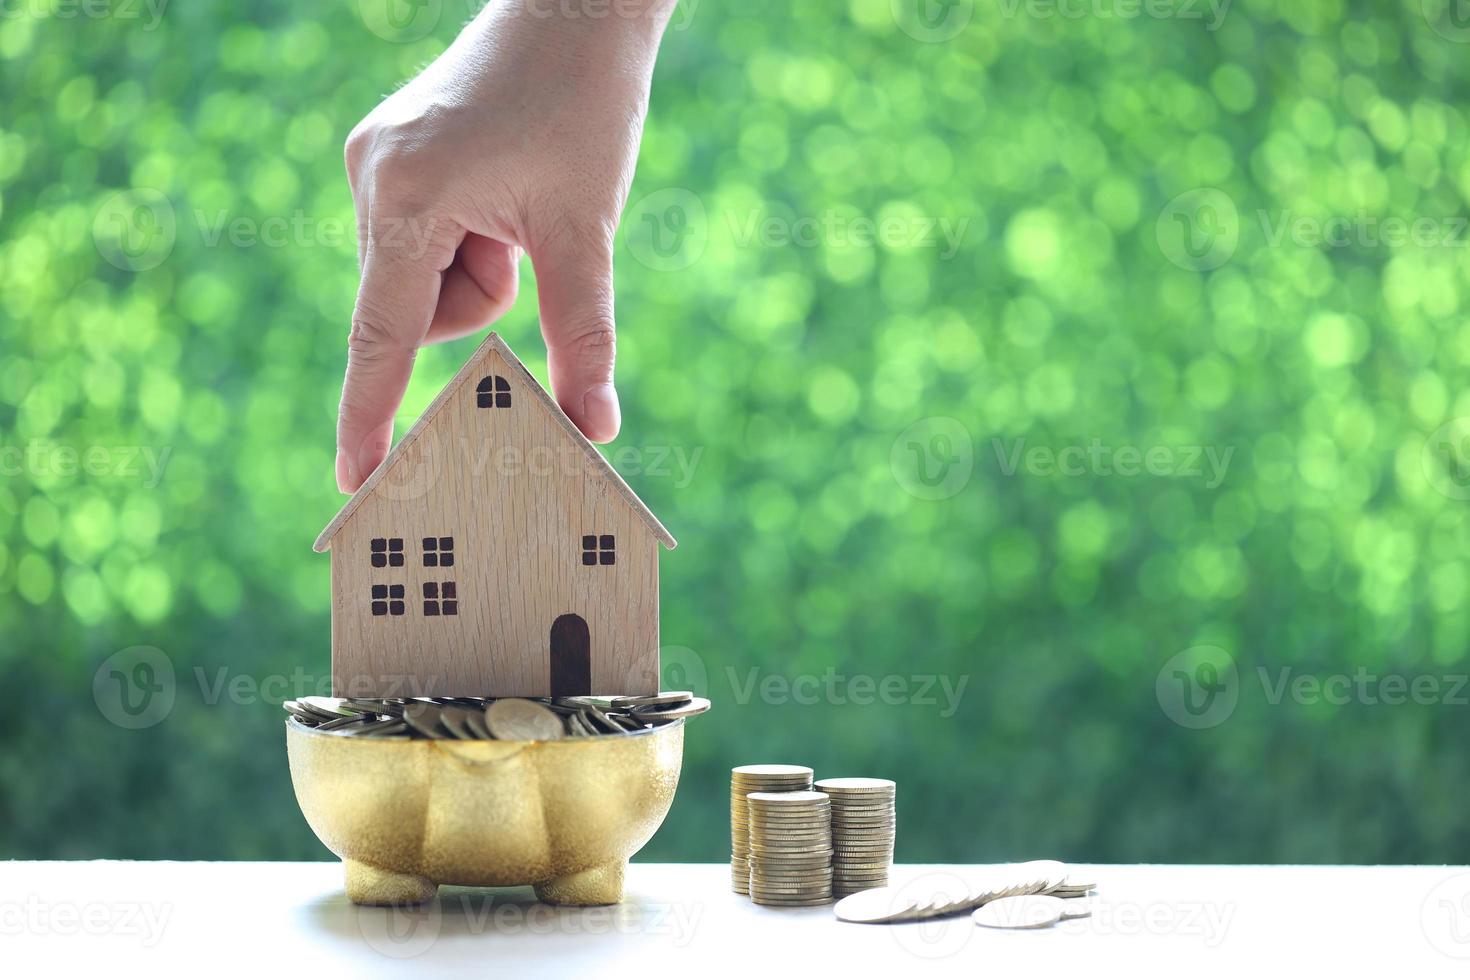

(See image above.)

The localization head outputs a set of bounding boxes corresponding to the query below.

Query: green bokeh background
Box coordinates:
[4,0,1470,864]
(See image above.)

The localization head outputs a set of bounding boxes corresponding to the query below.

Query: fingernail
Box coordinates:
[335,449,357,493]
[582,383,621,443]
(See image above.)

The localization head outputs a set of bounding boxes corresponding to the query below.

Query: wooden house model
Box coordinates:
[314,333,675,698]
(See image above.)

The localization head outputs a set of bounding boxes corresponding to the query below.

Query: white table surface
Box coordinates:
[3,861,1469,975]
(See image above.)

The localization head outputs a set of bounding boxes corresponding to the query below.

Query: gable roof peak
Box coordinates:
[313,332,676,553]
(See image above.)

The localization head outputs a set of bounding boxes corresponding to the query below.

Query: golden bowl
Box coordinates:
[285,717,684,906]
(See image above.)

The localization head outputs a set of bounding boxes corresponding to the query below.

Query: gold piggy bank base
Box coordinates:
[286,717,684,906]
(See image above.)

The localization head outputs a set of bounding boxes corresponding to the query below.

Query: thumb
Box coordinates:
[336,242,443,492]
[532,232,621,444]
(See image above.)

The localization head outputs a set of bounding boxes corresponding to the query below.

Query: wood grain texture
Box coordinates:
[320,337,665,698]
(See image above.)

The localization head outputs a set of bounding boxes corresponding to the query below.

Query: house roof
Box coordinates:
[313,332,677,553]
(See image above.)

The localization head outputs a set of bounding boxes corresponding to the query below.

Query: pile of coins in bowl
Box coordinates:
[283,692,710,740]
[730,764,896,907]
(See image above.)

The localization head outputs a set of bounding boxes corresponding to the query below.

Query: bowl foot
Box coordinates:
[344,859,438,906]
[534,861,626,906]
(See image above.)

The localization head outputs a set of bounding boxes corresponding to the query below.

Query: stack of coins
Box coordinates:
[816,777,896,897]
[745,790,833,907]
[730,765,813,894]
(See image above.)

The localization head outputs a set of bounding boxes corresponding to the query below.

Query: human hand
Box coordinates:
[334,0,677,493]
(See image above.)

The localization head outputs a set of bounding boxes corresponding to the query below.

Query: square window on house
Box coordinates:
[477,375,512,409]
[424,580,458,616]
[424,535,455,567]
[371,583,405,617]
[581,534,615,567]
[371,538,404,568]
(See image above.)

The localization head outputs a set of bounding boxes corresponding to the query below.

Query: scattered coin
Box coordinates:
[972,894,1090,930]
[833,886,922,924]
[627,696,712,721]
[833,862,1098,927]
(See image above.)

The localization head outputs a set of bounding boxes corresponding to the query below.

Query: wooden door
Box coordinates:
[550,613,591,696]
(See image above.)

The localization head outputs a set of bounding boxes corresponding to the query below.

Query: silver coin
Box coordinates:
[972,894,1079,930]
[484,698,565,741]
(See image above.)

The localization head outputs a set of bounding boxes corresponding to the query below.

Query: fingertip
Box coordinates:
[354,439,389,490]
[335,448,357,494]
[578,383,621,444]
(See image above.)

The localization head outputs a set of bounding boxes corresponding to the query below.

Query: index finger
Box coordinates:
[335,239,444,493]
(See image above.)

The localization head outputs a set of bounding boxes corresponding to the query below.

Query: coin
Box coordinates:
[833,887,921,924]
[439,706,482,739]
[300,696,356,719]
[403,702,445,737]
[484,698,566,741]
[629,696,711,721]
[816,777,895,792]
[747,790,829,805]
[734,764,813,778]
[611,691,693,710]
[972,894,1082,930]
